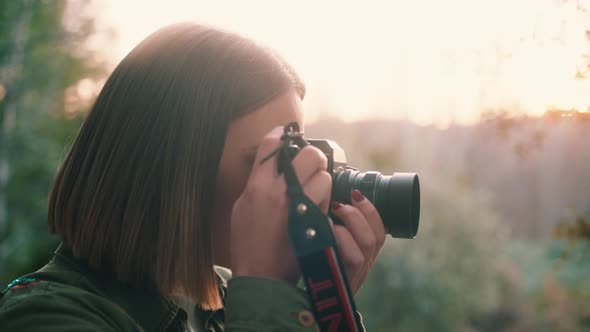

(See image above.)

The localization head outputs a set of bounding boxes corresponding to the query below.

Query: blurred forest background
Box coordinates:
[1,1,589,331]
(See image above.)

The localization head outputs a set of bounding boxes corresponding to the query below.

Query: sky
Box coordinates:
[95,0,590,126]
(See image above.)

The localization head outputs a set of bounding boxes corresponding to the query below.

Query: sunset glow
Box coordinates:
[97,0,590,125]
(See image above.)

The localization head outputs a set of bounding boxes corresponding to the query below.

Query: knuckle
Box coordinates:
[243,181,262,198]
[242,182,260,199]
[334,225,349,241]
[370,210,383,222]
[357,205,378,226]
[295,146,313,159]
[364,235,377,251]
[316,152,329,172]
[261,134,280,148]
[344,205,364,220]
[348,253,364,268]
[319,171,332,186]
[302,146,328,171]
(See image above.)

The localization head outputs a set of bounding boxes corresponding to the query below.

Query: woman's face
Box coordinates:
[210,89,304,268]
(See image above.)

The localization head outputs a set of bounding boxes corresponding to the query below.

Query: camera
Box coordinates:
[279,124,420,239]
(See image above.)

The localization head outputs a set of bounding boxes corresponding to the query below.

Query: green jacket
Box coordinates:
[0,244,326,331]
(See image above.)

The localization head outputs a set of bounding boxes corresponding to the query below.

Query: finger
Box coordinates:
[330,202,377,260]
[350,190,386,250]
[332,225,366,294]
[333,225,365,274]
[291,146,328,184]
[250,126,284,181]
[301,171,332,213]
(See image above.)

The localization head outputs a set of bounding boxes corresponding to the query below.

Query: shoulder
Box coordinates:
[0,278,141,332]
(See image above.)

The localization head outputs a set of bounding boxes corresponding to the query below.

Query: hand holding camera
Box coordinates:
[230,125,405,296]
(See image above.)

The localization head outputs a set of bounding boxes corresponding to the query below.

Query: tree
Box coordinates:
[0,0,108,285]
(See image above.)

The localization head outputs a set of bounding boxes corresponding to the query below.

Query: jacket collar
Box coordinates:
[48,243,226,331]
[50,244,181,331]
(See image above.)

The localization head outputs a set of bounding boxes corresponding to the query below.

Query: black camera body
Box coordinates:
[307,139,420,239]
[282,129,420,239]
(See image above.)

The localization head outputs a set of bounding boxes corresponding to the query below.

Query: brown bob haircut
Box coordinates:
[48,23,305,310]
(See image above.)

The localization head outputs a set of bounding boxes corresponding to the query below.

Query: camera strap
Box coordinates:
[275,125,363,332]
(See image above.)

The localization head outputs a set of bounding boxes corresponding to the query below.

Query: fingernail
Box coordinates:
[352,190,365,202]
[331,201,343,210]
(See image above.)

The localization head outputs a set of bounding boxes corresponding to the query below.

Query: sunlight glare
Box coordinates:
[98,0,590,125]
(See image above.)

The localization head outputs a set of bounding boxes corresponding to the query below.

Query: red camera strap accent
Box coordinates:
[325,247,357,329]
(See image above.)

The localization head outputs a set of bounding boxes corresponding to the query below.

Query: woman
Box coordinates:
[0,23,385,331]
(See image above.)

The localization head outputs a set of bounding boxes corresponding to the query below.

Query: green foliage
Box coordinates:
[355,186,590,332]
[0,0,106,285]
[356,183,508,332]
[502,238,590,332]
[344,138,590,331]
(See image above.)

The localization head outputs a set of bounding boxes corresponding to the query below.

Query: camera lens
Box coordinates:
[331,171,420,238]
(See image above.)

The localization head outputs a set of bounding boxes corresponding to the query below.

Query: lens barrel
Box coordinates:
[331,171,420,238]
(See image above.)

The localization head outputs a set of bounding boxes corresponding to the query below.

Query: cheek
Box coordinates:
[213,164,251,216]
